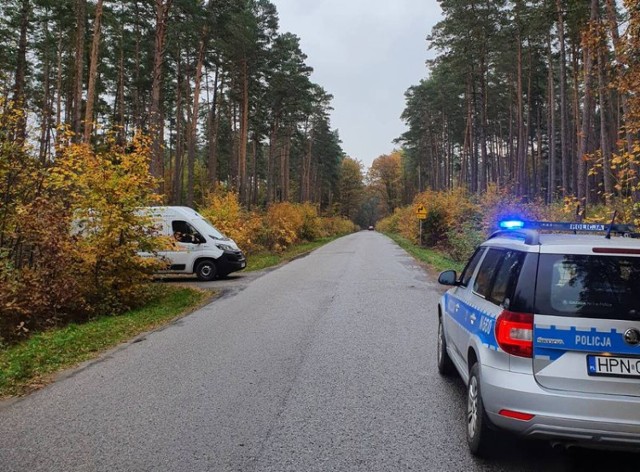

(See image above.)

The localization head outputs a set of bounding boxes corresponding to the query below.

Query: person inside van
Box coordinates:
[172,221,200,244]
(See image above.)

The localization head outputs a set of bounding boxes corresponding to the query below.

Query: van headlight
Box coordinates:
[215,243,235,252]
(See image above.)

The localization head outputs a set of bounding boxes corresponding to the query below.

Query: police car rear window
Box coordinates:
[535,254,640,320]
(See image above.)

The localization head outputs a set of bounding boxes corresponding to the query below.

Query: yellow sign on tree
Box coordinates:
[416,205,427,220]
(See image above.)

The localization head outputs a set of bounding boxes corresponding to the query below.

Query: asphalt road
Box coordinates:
[0,232,638,471]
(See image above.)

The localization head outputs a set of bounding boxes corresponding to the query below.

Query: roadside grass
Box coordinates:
[246,235,345,272]
[0,286,209,398]
[384,232,465,274]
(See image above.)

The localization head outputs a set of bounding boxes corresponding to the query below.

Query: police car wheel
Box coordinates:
[195,260,217,281]
[437,317,455,376]
[467,363,495,457]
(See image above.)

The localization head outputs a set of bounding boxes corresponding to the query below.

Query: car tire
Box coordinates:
[437,316,455,376]
[195,260,217,281]
[467,363,496,457]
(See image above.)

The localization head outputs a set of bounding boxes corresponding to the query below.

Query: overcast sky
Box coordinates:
[271,0,443,168]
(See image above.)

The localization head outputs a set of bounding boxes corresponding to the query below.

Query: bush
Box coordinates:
[259,202,305,251]
[422,208,448,247]
[446,220,485,262]
[0,118,162,344]
[320,216,357,237]
[200,192,264,254]
[200,193,356,255]
[299,203,323,241]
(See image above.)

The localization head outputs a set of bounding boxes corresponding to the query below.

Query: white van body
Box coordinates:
[140,206,246,281]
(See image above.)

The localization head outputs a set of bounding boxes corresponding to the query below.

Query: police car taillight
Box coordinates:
[495,310,533,358]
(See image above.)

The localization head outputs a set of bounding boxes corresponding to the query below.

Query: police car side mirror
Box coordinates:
[438,270,459,286]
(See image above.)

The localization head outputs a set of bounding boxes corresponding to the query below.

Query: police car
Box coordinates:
[437,219,640,456]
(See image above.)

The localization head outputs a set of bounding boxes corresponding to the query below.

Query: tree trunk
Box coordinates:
[463,71,475,192]
[301,128,312,202]
[571,43,581,197]
[516,36,526,196]
[547,34,557,203]
[73,0,87,138]
[207,67,221,190]
[171,53,184,205]
[267,117,279,203]
[150,0,173,192]
[596,18,613,201]
[186,26,208,207]
[115,28,126,146]
[133,0,142,131]
[238,58,249,204]
[55,32,63,130]
[556,0,569,197]
[83,0,104,142]
[578,0,598,203]
[479,53,488,193]
[526,43,534,196]
[38,24,52,164]
[252,135,260,206]
[12,0,30,143]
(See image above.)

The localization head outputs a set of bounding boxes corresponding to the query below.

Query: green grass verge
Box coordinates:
[0,286,209,398]
[246,235,346,272]
[384,232,465,273]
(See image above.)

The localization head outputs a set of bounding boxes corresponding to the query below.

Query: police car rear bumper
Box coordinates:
[481,365,640,450]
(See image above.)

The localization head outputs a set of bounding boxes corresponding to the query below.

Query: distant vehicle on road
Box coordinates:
[368,225,374,231]
[140,206,246,281]
[437,218,640,457]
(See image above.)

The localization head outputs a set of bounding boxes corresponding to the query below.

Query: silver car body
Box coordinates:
[440,232,640,450]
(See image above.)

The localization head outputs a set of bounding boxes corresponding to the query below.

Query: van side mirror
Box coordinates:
[195,234,206,244]
[438,270,459,286]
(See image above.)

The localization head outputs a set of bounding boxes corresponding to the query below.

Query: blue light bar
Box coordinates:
[499,220,525,230]
[497,220,637,234]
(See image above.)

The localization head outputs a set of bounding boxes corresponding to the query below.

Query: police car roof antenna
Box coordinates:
[605,210,617,240]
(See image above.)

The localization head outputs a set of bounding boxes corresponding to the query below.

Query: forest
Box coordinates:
[393,0,640,211]
[0,0,360,344]
[0,0,345,209]
[3,0,640,342]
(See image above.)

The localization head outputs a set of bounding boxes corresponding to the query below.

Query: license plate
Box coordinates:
[587,355,640,378]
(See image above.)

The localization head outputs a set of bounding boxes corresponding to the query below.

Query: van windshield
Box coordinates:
[535,254,640,320]
[195,218,227,240]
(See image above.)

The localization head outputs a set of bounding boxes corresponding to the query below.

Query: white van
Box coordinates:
[141,206,246,281]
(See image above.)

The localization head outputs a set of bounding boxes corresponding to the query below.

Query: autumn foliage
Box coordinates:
[0,105,162,344]
[201,192,355,254]
[0,97,354,345]
[376,185,640,263]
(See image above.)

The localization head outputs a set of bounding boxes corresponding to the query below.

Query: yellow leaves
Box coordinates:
[199,192,354,254]
[0,120,163,343]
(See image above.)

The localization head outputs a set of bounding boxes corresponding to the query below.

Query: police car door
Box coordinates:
[444,247,486,364]
[533,251,640,397]
[460,248,507,362]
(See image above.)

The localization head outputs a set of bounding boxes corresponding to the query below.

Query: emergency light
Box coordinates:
[498,220,525,230]
[496,218,637,237]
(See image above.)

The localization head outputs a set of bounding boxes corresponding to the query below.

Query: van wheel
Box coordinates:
[195,260,217,281]
[437,316,455,376]
[467,363,496,457]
